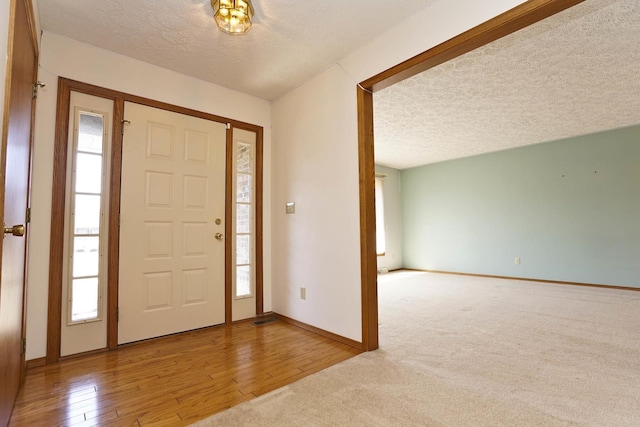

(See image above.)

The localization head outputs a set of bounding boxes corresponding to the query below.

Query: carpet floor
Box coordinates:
[192,271,640,426]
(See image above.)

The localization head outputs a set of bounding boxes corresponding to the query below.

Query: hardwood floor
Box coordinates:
[9,320,361,426]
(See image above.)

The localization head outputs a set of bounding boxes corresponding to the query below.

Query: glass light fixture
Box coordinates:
[211,0,255,35]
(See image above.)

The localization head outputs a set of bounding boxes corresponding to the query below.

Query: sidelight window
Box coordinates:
[68,110,108,323]
[233,140,255,298]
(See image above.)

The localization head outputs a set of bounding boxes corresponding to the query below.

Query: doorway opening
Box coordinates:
[357,0,584,351]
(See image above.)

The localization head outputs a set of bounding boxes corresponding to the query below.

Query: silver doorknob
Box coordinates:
[215,232,223,241]
[4,224,25,237]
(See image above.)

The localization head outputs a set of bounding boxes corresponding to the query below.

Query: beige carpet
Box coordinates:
[192,271,640,426]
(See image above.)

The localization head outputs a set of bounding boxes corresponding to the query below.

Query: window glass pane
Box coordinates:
[236,235,251,265]
[236,204,251,234]
[74,194,101,234]
[73,236,100,277]
[75,153,103,194]
[236,265,251,297]
[237,174,251,203]
[78,113,104,154]
[236,143,251,173]
[71,277,99,322]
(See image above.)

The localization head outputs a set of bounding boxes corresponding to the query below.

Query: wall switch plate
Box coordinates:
[300,287,306,300]
[286,202,295,214]
[515,257,521,265]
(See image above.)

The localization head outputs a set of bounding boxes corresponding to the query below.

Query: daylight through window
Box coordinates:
[68,111,107,323]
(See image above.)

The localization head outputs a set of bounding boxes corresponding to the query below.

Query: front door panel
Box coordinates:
[118,102,226,344]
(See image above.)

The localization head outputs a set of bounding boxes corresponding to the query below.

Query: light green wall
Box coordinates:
[401,125,640,287]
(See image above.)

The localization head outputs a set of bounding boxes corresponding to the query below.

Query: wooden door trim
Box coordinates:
[228,123,265,317]
[22,0,39,381]
[357,0,585,351]
[108,98,124,349]
[254,126,264,316]
[46,78,265,362]
[224,124,233,323]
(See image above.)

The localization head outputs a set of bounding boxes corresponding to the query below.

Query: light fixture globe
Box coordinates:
[211,0,254,35]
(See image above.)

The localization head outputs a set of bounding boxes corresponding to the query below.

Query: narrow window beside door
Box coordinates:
[68,110,107,323]
[234,141,255,298]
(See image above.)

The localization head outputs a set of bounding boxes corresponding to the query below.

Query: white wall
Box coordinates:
[270,0,527,342]
[375,165,403,271]
[271,65,362,341]
[25,31,272,360]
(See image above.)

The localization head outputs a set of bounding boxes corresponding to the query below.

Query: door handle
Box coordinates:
[215,232,223,241]
[4,224,25,237]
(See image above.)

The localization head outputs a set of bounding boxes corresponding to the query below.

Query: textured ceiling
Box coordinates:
[374,0,640,170]
[36,0,436,101]
[36,0,640,169]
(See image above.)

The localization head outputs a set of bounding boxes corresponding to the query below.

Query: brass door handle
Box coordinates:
[215,233,223,241]
[4,224,25,237]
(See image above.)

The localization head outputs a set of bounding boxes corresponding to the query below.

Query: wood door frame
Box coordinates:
[357,0,585,351]
[224,124,264,323]
[20,0,39,380]
[46,78,264,363]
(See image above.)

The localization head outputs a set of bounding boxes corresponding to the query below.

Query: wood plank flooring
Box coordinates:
[9,320,362,426]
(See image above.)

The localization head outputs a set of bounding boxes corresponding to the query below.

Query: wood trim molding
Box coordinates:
[274,313,363,351]
[357,86,378,352]
[25,357,46,370]
[232,314,272,326]
[361,0,584,92]
[254,126,264,316]
[419,269,640,293]
[224,125,233,324]
[357,0,585,352]
[20,0,39,384]
[46,77,265,363]
[107,98,124,350]
[226,122,264,318]
[46,78,71,364]
[58,347,108,362]
[225,123,264,324]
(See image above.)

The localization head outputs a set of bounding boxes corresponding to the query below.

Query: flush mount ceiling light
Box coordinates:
[211,0,255,35]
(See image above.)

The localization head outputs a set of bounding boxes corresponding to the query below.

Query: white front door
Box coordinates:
[118,102,226,344]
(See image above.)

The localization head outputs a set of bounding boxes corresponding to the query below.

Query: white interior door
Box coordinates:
[118,102,226,344]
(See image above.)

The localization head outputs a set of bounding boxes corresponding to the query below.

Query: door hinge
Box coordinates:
[121,120,131,136]
[25,207,31,224]
[21,338,26,355]
[226,123,231,130]
[32,81,45,99]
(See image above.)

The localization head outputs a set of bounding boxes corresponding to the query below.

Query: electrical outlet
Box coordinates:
[300,287,306,300]
[515,257,521,265]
